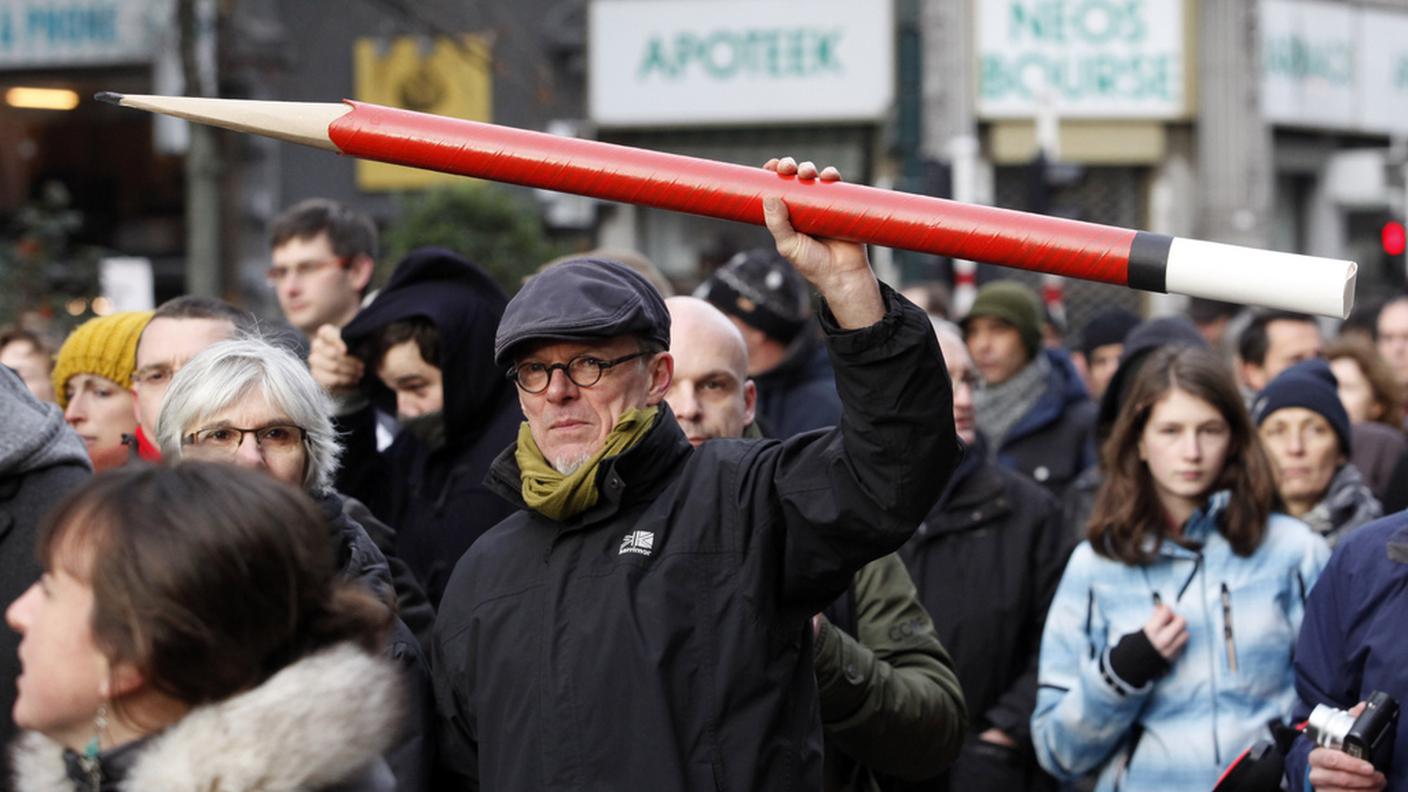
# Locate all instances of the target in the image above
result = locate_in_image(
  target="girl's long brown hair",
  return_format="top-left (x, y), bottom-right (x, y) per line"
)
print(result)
top-left (1088, 346), bottom-right (1280, 565)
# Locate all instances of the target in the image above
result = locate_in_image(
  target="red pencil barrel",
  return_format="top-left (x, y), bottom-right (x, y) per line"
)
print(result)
top-left (330, 102), bottom-right (1137, 286)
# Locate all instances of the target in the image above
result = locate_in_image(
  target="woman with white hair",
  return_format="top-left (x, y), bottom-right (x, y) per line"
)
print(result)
top-left (156, 336), bottom-right (435, 792)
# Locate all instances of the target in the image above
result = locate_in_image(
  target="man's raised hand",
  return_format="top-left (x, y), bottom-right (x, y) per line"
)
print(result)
top-left (761, 156), bottom-right (883, 329)
top-left (308, 323), bottom-right (364, 397)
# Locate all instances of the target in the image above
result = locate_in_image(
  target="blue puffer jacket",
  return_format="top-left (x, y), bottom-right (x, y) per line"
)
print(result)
top-left (1284, 512), bottom-right (1408, 790)
top-left (1031, 492), bottom-right (1329, 791)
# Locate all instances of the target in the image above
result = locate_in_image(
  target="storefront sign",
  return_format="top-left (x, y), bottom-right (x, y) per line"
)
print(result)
top-left (0, 0), bottom-right (166, 67)
top-left (353, 35), bottom-right (493, 191)
top-left (977, 0), bottom-right (1188, 119)
top-left (1263, 0), bottom-right (1408, 135)
top-left (588, 0), bottom-right (894, 126)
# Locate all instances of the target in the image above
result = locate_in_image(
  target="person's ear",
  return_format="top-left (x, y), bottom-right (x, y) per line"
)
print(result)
top-left (742, 379), bottom-right (757, 426)
top-left (1237, 359), bottom-right (1265, 392)
top-left (101, 661), bottom-right (146, 700)
top-left (645, 353), bottom-right (674, 405)
top-left (347, 255), bottom-right (375, 293)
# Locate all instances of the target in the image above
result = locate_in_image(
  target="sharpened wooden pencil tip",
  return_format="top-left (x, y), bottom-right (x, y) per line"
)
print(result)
top-left (94, 91), bottom-right (124, 105)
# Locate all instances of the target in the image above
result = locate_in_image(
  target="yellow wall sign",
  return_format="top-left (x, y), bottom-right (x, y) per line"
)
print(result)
top-left (353, 35), bottom-right (492, 191)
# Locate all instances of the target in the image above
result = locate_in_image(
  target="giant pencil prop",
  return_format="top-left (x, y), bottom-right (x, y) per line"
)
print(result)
top-left (97, 93), bottom-right (1357, 318)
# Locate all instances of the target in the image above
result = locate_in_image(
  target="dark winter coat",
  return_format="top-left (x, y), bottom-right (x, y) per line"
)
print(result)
top-left (318, 491), bottom-right (434, 792)
top-left (431, 288), bottom-right (960, 790)
top-left (10, 644), bottom-right (402, 792)
top-left (1349, 420), bottom-right (1408, 508)
top-left (816, 554), bottom-right (968, 792)
top-left (1284, 512), bottom-right (1408, 791)
top-left (324, 493), bottom-right (436, 650)
top-left (341, 248), bottom-right (522, 607)
top-left (994, 349), bottom-right (1096, 496)
top-left (0, 367), bottom-right (91, 755)
top-left (753, 326), bottom-right (843, 437)
top-left (900, 437), bottom-right (1070, 792)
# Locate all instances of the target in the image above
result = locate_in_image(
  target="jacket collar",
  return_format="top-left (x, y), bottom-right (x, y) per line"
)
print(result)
top-left (486, 407), bottom-right (694, 526)
top-left (1387, 520), bottom-right (1408, 565)
top-left (1002, 348), bottom-right (1089, 444)
top-left (1134, 490), bottom-right (1229, 559)
top-left (11, 643), bottom-right (400, 792)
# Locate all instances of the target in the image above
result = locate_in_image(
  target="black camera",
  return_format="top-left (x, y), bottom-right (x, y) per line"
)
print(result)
top-left (1305, 691), bottom-right (1399, 771)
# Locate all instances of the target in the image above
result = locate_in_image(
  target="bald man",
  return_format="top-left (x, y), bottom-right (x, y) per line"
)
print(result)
top-left (664, 297), bottom-right (757, 444)
top-left (665, 295), bottom-right (967, 788)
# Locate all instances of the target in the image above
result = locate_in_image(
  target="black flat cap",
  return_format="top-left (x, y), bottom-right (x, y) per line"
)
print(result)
top-left (494, 257), bottom-right (671, 367)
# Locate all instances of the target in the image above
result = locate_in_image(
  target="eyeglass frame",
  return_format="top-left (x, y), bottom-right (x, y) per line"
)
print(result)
top-left (506, 351), bottom-right (650, 394)
top-left (180, 423), bottom-right (310, 455)
top-left (265, 256), bottom-right (350, 286)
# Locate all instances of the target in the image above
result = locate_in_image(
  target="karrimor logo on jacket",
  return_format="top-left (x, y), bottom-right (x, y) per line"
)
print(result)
top-left (619, 530), bottom-right (655, 556)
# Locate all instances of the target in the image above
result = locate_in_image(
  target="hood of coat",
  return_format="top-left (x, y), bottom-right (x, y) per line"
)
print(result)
top-left (0, 365), bottom-right (90, 477)
top-left (342, 246), bottom-right (513, 444)
top-left (11, 643), bottom-right (402, 792)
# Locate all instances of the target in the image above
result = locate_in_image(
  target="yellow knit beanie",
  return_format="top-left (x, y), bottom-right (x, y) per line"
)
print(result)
top-left (52, 310), bottom-right (155, 408)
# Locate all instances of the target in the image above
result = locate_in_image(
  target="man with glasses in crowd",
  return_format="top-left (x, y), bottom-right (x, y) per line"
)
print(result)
top-left (430, 158), bottom-right (963, 789)
top-left (128, 296), bottom-right (255, 462)
top-left (267, 198), bottom-right (401, 512)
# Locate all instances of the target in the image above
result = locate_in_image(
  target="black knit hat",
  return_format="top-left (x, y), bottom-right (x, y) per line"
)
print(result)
top-left (1096, 315), bottom-right (1209, 440)
top-left (1251, 358), bottom-right (1353, 455)
top-left (1079, 308), bottom-right (1141, 357)
top-left (695, 248), bottom-right (810, 344)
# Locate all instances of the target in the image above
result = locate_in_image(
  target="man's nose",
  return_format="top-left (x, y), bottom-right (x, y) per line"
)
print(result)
top-left (543, 367), bottom-right (579, 402)
top-left (670, 384), bottom-right (701, 420)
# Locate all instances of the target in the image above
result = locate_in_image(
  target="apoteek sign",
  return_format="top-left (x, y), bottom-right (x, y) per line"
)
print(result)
top-left (977, 0), bottom-right (1188, 119)
top-left (588, 0), bottom-right (895, 127)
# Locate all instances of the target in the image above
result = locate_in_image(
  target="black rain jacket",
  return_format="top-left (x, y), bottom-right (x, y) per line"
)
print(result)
top-left (430, 287), bottom-right (961, 790)
top-left (899, 436), bottom-right (1072, 792)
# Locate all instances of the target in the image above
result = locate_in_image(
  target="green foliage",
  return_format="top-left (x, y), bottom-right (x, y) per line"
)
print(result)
top-left (0, 181), bottom-right (103, 333)
top-left (380, 183), bottom-right (566, 294)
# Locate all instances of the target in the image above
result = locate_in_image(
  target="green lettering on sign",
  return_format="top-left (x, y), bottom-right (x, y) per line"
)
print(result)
top-left (637, 27), bottom-right (844, 81)
top-left (1006, 0), bottom-right (1150, 45)
top-left (1263, 35), bottom-right (1354, 87)
top-left (979, 50), bottom-right (1177, 103)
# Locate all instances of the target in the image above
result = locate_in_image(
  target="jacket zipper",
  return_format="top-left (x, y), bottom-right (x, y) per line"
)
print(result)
top-left (1220, 582), bottom-right (1238, 673)
top-left (1198, 555), bottom-right (1222, 766)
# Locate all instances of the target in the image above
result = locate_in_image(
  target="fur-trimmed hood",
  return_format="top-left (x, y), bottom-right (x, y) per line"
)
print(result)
top-left (11, 643), bottom-right (404, 792)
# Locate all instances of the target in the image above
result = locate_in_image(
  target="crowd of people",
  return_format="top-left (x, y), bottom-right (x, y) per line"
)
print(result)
top-left (1, 158), bottom-right (1406, 791)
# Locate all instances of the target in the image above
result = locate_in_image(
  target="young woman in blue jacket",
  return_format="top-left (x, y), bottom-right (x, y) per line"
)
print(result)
top-left (1031, 345), bottom-right (1330, 791)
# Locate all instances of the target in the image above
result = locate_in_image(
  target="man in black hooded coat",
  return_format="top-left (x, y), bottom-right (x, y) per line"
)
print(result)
top-left (341, 248), bottom-right (522, 607)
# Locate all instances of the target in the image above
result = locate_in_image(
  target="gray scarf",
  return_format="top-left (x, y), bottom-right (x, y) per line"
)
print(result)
top-left (974, 353), bottom-right (1049, 458)
top-left (1300, 463), bottom-right (1382, 547)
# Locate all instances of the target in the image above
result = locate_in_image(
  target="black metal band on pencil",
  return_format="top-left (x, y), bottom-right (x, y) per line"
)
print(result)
top-left (1127, 231), bottom-right (1173, 294)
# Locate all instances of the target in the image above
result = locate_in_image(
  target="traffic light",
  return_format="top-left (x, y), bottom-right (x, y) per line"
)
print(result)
top-left (1383, 219), bottom-right (1406, 257)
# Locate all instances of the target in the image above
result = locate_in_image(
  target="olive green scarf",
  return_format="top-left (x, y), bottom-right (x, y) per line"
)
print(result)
top-left (515, 406), bottom-right (659, 521)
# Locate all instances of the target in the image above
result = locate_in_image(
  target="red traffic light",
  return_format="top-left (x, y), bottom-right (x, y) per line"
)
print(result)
top-left (1383, 220), bottom-right (1407, 256)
